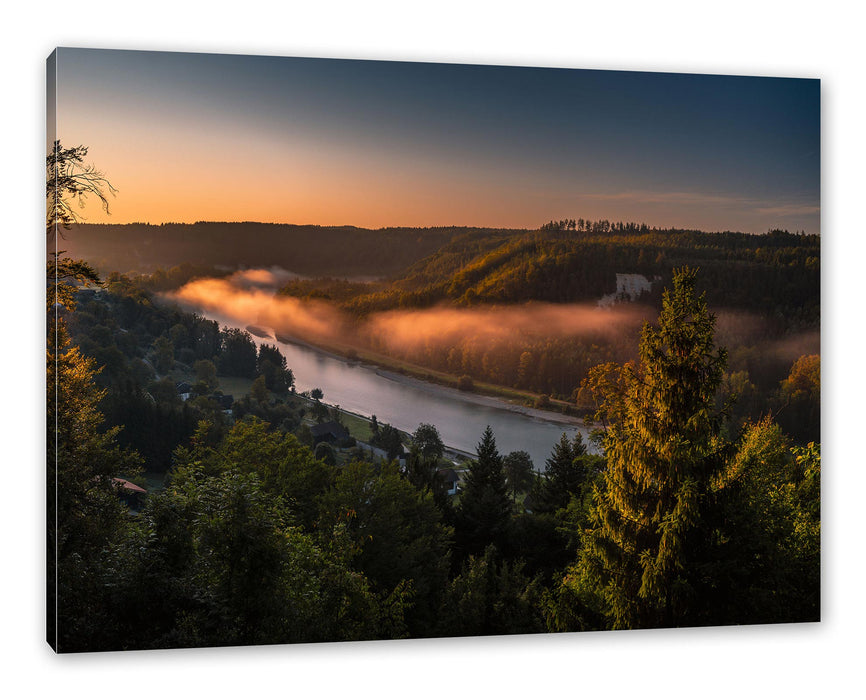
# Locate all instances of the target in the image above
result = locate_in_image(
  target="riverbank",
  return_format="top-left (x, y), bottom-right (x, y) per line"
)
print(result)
top-left (174, 294), bottom-right (587, 420)
top-left (188, 310), bottom-right (599, 465)
top-left (275, 335), bottom-right (598, 460)
top-left (266, 325), bottom-right (590, 429)
top-left (371, 366), bottom-right (586, 428)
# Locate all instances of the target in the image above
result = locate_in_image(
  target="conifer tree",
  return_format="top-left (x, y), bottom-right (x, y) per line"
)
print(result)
top-left (533, 432), bottom-right (591, 512)
top-left (457, 426), bottom-right (512, 557)
top-left (577, 267), bottom-right (728, 629)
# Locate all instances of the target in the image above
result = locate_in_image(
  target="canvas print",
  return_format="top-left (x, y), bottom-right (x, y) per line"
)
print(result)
top-left (47, 48), bottom-right (820, 653)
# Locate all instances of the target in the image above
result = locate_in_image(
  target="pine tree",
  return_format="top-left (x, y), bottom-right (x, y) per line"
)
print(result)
top-left (529, 432), bottom-right (594, 513)
top-left (578, 267), bottom-right (728, 629)
top-left (549, 433), bottom-right (585, 499)
top-left (456, 426), bottom-right (512, 557)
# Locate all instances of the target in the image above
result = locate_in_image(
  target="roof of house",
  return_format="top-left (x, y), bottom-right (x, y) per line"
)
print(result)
top-left (112, 478), bottom-right (147, 495)
top-left (310, 421), bottom-right (350, 440)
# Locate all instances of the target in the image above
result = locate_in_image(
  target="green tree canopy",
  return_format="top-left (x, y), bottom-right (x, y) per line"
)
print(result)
top-left (371, 423), bottom-right (404, 460)
top-left (105, 465), bottom-right (401, 649)
top-left (775, 353), bottom-right (820, 444)
top-left (577, 267), bottom-right (729, 629)
top-left (257, 343), bottom-right (294, 393)
top-left (503, 450), bottom-right (534, 500)
top-left (193, 359), bottom-right (219, 391)
top-left (48, 323), bottom-right (141, 650)
top-left (456, 426), bottom-right (512, 558)
top-left (218, 328), bottom-right (258, 378)
top-left (411, 423), bottom-right (445, 462)
top-left (705, 420), bottom-right (820, 625)
top-left (177, 416), bottom-right (336, 531)
top-left (436, 545), bottom-right (544, 637)
top-left (530, 432), bottom-right (598, 513)
top-left (318, 460), bottom-right (453, 637)
top-left (250, 374), bottom-right (270, 404)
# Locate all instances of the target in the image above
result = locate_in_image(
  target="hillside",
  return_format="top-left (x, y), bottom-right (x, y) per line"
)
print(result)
top-left (59, 222), bottom-right (525, 278)
top-left (278, 224), bottom-right (820, 326)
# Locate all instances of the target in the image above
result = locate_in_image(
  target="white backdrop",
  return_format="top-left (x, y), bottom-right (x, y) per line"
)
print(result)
top-left (7, 2), bottom-right (861, 698)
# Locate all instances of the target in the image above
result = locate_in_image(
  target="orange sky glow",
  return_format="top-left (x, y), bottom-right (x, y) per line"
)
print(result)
top-left (50, 49), bottom-right (820, 234)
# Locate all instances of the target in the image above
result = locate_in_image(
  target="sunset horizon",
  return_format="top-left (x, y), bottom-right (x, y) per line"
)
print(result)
top-left (50, 48), bottom-right (820, 235)
top-left (61, 215), bottom-right (819, 235)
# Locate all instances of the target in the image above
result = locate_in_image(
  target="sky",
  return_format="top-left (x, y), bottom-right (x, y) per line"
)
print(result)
top-left (50, 47), bottom-right (820, 233)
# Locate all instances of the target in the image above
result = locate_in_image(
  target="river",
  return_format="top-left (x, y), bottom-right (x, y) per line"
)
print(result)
top-left (201, 310), bottom-right (594, 469)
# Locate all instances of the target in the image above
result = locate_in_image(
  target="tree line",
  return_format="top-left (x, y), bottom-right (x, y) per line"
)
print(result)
top-left (271, 222), bottom-right (818, 427)
top-left (60, 222), bottom-right (520, 278)
top-left (66, 275), bottom-right (300, 471)
top-left (48, 142), bottom-right (819, 652)
top-left (51, 265), bottom-right (820, 650)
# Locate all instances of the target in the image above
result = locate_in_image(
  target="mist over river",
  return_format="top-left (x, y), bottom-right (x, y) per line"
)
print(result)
top-left (199, 310), bottom-right (593, 469)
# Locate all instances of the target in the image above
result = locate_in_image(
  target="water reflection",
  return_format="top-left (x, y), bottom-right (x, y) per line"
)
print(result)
top-left (205, 312), bottom-right (592, 469)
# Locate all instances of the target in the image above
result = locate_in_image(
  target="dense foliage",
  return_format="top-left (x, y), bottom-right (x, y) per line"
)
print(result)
top-left (61, 222), bottom-right (513, 277)
top-left (303, 224), bottom-right (819, 324)
top-left (49, 149), bottom-right (819, 649)
top-left (268, 223), bottom-right (819, 408)
top-left (64, 220), bottom-right (819, 412)
top-left (576, 269), bottom-right (731, 629)
top-left (64, 276), bottom-right (306, 472)
top-left (51, 266), bottom-right (821, 651)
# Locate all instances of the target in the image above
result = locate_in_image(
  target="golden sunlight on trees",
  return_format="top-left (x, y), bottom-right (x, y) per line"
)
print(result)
top-left (47, 323), bottom-right (141, 650)
top-left (775, 353), bottom-right (820, 443)
top-left (44, 132), bottom-right (820, 649)
top-left (546, 269), bottom-right (820, 631)
top-left (47, 142), bottom-right (132, 651)
top-left (575, 268), bottom-right (729, 629)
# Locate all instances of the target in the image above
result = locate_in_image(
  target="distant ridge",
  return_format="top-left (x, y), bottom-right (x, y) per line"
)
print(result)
top-left (61, 222), bottom-right (527, 277)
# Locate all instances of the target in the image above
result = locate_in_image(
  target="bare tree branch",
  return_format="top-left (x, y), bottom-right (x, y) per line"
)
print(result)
top-left (47, 140), bottom-right (118, 240)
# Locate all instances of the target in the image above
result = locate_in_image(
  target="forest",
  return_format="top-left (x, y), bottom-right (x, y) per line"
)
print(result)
top-left (89, 218), bottom-right (819, 436)
top-left (269, 220), bottom-right (818, 440)
top-left (48, 142), bottom-right (820, 652)
top-left (61, 221), bottom-right (508, 277)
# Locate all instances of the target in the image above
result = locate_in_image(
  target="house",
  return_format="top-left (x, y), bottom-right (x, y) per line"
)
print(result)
top-left (112, 478), bottom-right (147, 511)
top-left (435, 468), bottom-right (460, 496)
top-left (310, 421), bottom-right (350, 445)
top-left (175, 381), bottom-right (192, 401)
